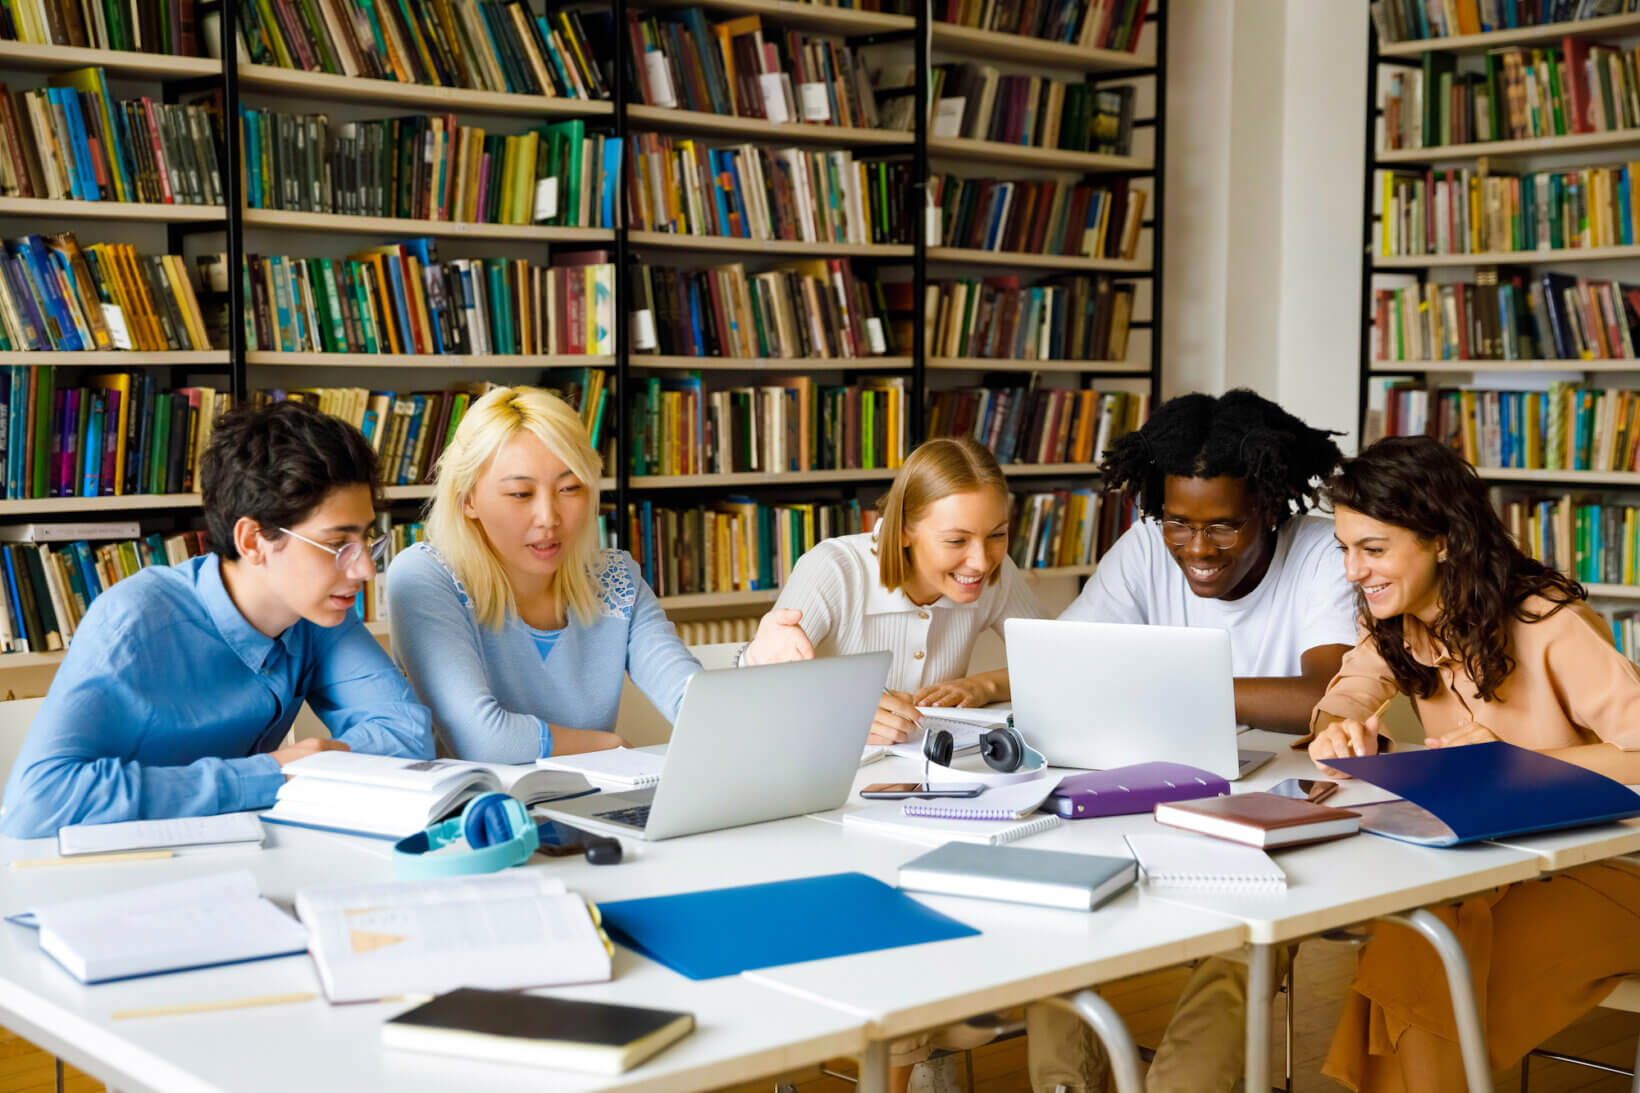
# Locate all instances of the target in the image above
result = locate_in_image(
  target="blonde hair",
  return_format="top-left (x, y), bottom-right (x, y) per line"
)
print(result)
top-left (425, 386), bottom-right (604, 629)
top-left (876, 437), bottom-right (1010, 592)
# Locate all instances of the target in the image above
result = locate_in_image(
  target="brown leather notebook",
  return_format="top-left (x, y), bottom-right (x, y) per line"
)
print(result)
top-left (1153, 792), bottom-right (1361, 848)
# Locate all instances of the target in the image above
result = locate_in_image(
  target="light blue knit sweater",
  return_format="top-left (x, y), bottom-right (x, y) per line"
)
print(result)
top-left (387, 543), bottom-right (701, 763)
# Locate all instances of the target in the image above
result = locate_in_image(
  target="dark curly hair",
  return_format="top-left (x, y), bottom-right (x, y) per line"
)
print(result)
top-left (1100, 389), bottom-right (1343, 525)
top-left (1324, 435), bottom-right (1583, 703)
top-left (201, 400), bottom-right (379, 559)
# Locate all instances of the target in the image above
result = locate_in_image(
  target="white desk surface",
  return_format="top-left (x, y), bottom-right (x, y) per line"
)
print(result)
top-left (0, 822), bottom-right (868, 1093)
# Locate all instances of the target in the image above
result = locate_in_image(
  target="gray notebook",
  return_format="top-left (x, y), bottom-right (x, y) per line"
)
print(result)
top-left (898, 842), bottom-right (1138, 911)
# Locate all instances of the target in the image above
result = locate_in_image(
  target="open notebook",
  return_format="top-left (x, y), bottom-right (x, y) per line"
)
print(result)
top-left (1123, 832), bottom-right (1287, 891)
top-left (537, 747), bottom-right (665, 788)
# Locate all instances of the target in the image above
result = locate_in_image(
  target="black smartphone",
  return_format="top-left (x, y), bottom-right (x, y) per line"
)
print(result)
top-left (859, 782), bottom-right (988, 799)
top-left (535, 819), bottom-right (622, 863)
top-left (1269, 777), bottom-right (1339, 804)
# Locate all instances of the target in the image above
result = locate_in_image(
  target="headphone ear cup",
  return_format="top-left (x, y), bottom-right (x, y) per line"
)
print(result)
top-left (922, 728), bottom-right (954, 768)
top-left (463, 792), bottom-right (525, 849)
top-left (980, 726), bottom-right (1024, 773)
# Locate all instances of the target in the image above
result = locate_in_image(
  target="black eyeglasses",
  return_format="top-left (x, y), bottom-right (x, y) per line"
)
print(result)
top-left (1158, 518), bottom-right (1249, 549)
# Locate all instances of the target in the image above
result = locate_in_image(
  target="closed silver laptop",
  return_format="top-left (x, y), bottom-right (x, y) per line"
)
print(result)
top-left (541, 651), bottom-right (890, 840)
top-left (1005, 619), bottom-right (1271, 780)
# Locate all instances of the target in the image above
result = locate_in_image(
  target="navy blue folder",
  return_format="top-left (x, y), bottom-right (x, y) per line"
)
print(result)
top-left (1328, 741), bottom-right (1640, 846)
top-left (598, 872), bottom-right (980, 980)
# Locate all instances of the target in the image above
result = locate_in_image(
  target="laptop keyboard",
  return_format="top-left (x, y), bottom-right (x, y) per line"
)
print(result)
top-left (594, 804), bottom-right (651, 827)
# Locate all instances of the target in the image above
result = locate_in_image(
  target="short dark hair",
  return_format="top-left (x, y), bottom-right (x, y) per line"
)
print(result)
top-left (201, 400), bottom-right (379, 559)
top-left (1101, 389), bottom-right (1343, 527)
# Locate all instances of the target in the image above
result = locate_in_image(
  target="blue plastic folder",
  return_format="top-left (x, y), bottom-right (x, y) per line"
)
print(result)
top-left (598, 872), bottom-right (981, 980)
top-left (1329, 742), bottom-right (1640, 846)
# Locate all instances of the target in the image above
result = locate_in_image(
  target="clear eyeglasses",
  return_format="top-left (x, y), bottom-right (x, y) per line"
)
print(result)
top-left (278, 528), bottom-right (390, 572)
top-left (1158, 518), bottom-right (1249, 550)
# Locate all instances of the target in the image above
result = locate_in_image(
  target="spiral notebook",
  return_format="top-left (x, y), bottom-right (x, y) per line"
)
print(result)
top-left (902, 778), bottom-right (1058, 822)
top-left (843, 800), bottom-right (1061, 846)
top-left (536, 748), bottom-right (664, 788)
top-left (1123, 832), bottom-right (1287, 891)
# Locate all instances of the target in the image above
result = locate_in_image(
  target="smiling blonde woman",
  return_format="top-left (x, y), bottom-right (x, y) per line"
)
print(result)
top-left (387, 386), bottom-right (700, 762)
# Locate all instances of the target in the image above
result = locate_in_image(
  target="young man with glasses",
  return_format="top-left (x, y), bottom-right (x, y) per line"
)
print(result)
top-left (1042, 389), bottom-right (1355, 1093)
top-left (0, 400), bottom-right (433, 837)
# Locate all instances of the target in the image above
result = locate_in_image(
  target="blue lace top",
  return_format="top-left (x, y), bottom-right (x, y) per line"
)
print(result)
top-left (385, 543), bottom-right (701, 762)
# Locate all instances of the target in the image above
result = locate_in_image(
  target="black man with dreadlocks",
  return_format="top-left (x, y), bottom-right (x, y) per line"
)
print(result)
top-left (1037, 390), bottom-right (1353, 1093)
top-left (1060, 387), bottom-right (1354, 733)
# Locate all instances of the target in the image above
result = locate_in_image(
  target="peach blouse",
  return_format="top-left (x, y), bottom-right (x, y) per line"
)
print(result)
top-left (1305, 596), bottom-right (1640, 751)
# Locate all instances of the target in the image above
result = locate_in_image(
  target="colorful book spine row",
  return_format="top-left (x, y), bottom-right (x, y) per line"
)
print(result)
top-left (1381, 381), bottom-right (1640, 472)
top-left (0, 532), bottom-right (203, 653)
top-left (626, 135), bottom-right (911, 245)
top-left (928, 65), bottom-right (1134, 156)
top-left (243, 244), bottom-right (615, 357)
top-left (1500, 494), bottom-right (1640, 587)
top-left (256, 382), bottom-right (493, 487)
top-left (1010, 487), bottom-right (1133, 570)
top-left (629, 260), bottom-right (895, 360)
top-left (627, 10), bottom-right (880, 130)
top-left (0, 69), bottom-right (221, 205)
top-left (241, 110), bottom-right (618, 229)
top-left (1383, 36), bottom-right (1638, 151)
top-left (626, 497), bottom-right (872, 596)
top-left (0, 368), bottom-right (230, 500)
top-left (0, 0), bottom-right (199, 55)
top-left (0, 233), bottom-right (213, 353)
top-left (933, 174), bottom-right (1144, 259)
top-left (926, 274), bottom-right (1136, 361)
top-left (936, 0), bottom-right (1149, 51)
top-left (927, 385), bottom-right (1147, 466)
top-left (1374, 271), bottom-right (1640, 362)
top-left (1372, 0), bottom-right (1638, 44)
top-left (1380, 162), bottom-right (1640, 258)
top-left (628, 374), bottom-right (910, 476)
top-left (236, 0), bottom-right (610, 98)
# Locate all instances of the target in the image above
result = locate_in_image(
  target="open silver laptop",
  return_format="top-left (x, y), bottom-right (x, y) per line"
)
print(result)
top-left (541, 651), bottom-right (890, 840)
top-left (1005, 619), bottom-right (1273, 781)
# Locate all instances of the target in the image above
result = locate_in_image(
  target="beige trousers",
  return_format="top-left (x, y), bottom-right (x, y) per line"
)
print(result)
top-left (1027, 950), bottom-right (1292, 1093)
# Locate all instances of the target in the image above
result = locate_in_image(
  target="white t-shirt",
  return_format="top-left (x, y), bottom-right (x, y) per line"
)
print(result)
top-left (1059, 515), bottom-right (1358, 677)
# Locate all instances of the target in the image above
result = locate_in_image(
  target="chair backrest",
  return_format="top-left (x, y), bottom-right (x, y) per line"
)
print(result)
top-left (0, 697), bottom-right (46, 806)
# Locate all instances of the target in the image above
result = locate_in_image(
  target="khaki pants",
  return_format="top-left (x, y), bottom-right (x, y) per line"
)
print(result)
top-left (1029, 950), bottom-right (1292, 1093)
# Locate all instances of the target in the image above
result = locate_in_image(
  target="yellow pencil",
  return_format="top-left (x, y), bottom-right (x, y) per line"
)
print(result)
top-left (11, 850), bottom-right (174, 869)
top-left (112, 992), bottom-right (318, 1021)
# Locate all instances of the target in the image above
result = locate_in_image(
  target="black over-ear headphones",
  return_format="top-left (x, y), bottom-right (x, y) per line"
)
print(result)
top-left (922, 717), bottom-right (1045, 774)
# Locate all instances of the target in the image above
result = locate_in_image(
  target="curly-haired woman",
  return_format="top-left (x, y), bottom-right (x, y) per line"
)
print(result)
top-left (1308, 434), bottom-right (1640, 1092)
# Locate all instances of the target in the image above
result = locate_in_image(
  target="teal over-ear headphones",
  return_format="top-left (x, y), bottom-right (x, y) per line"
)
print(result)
top-left (392, 793), bottom-right (538, 879)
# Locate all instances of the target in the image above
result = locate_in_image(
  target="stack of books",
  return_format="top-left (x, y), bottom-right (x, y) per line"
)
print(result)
top-left (1380, 164), bottom-right (1640, 259)
top-left (926, 385), bottom-right (1147, 465)
top-left (935, 0), bottom-right (1150, 50)
top-left (927, 274), bottom-right (1136, 361)
top-left (927, 64), bottom-right (1135, 155)
top-left (0, 0), bottom-right (203, 54)
top-left (933, 174), bottom-right (1144, 258)
top-left (626, 497), bottom-right (873, 597)
top-left (1010, 487), bottom-right (1133, 569)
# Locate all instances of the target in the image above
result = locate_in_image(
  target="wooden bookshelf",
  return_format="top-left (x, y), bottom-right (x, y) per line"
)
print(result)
top-left (380, 479), bottom-right (617, 502)
top-left (927, 137), bottom-right (1150, 173)
top-left (241, 209), bottom-right (614, 243)
top-left (657, 588), bottom-right (781, 610)
top-left (927, 246), bottom-right (1149, 272)
top-left (1374, 244), bottom-right (1640, 268)
top-left (928, 357), bottom-right (1149, 373)
top-left (1370, 359), bottom-right (1640, 373)
top-left (1377, 127), bottom-right (1640, 164)
top-left (1376, 12), bottom-right (1640, 57)
top-left (1471, 468), bottom-right (1640, 486)
top-left (1001, 462), bottom-right (1103, 478)
top-left (631, 355), bottom-right (912, 371)
top-left (0, 41), bottom-right (220, 78)
top-left (238, 65), bottom-right (615, 118)
top-left (634, 0), bottom-right (914, 35)
top-left (929, 22), bottom-right (1154, 72)
top-left (0, 351), bottom-right (230, 366)
top-left (0, 494), bottom-right (202, 515)
top-left (0, 199), bottom-right (225, 222)
top-left (629, 231), bottom-right (914, 258)
top-left (627, 105), bottom-right (912, 147)
top-left (1586, 583), bottom-right (1640, 601)
top-left (246, 352), bottom-right (616, 369)
top-left (630, 468), bottom-right (899, 488)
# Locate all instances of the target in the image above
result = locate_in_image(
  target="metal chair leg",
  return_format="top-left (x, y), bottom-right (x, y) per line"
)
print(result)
top-left (964, 1048), bottom-right (976, 1093)
top-left (1383, 910), bottom-right (1490, 1093)
top-left (1284, 949), bottom-right (1295, 1093)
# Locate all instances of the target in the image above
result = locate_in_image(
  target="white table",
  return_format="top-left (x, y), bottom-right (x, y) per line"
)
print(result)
top-left (0, 822), bottom-right (870, 1093)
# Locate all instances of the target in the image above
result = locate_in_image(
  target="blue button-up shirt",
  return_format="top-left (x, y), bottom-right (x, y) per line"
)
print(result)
top-left (0, 552), bottom-right (433, 837)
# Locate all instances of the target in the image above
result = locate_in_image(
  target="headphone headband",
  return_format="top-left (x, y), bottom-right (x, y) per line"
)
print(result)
top-left (392, 793), bottom-right (539, 879)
